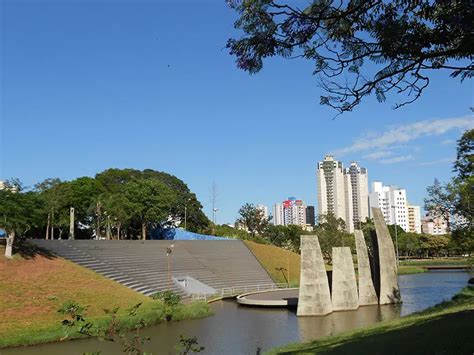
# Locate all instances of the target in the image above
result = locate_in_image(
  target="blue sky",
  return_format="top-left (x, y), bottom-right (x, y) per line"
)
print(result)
top-left (1, 0), bottom-right (473, 224)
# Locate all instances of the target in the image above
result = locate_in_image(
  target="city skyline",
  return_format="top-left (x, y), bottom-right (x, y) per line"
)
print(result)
top-left (2, 1), bottom-right (473, 224)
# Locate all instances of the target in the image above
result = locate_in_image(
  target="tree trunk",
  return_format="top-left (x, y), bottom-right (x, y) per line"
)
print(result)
top-left (141, 222), bottom-right (147, 240)
top-left (46, 213), bottom-right (51, 240)
top-left (5, 231), bottom-right (15, 259)
top-left (51, 211), bottom-right (55, 240)
top-left (117, 224), bottom-right (121, 240)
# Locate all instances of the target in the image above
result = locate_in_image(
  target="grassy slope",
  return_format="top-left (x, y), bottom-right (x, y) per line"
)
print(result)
top-left (0, 245), bottom-right (211, 348)
top-left (270, 285), bottom-right (474, 354)
top-left (244, 241), bottom-right (302, 286)
top-left (244, 242), bottom-right (430, 286)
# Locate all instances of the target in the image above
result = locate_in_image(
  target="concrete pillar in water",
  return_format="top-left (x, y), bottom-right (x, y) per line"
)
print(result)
top-left (354, 230), bottom-right (378, 305)
top-left (331, 247), bottom-right (359, 311)
top-left (297, 235), bottom-right (332, 316)
top-left (372, 207), bottom-right (401, 304)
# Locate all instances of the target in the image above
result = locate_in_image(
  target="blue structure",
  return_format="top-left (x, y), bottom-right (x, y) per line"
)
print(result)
top-left (0, 229), bottom-right (5, 238)
top-left (149, 228), bottom-right (230, 241)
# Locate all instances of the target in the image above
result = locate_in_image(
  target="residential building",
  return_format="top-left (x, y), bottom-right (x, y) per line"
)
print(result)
top-left (369, 182), bottom-right (409, 232)
top-left (256, 204), bottom-right (269, 221)
top-left (272, 197), bottom-right (307, 227)
top-left (407, 205), bottom-right (422, 233)
top-left (421, 213), bottom-right (449, 235)
top-left (0, 181), bottom-right (5, 190)
top-left (317, 156), bottom-right (353, 232)
top-left (344, 162), bottom-right (369, 228)
top-left (306, 206), bottom-right (315, 226)
top-left (272, 203), bottom-right (285, 226)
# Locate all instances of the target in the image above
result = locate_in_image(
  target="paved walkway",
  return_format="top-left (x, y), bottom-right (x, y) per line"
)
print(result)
top-left (237, 288), bottom-right (299, 307)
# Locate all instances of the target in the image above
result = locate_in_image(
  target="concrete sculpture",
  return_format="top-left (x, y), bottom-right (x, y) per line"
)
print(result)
top-left (331, 247), bottom-right (359, 311)
top-left (371, 207), bottom-right (402, 304)
top-left (297, 235), bottom-right (332, 316)
top-left (354, 230), bottom-right (378, 305)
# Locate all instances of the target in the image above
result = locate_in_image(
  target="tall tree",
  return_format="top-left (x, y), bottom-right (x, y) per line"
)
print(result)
top-left (227, 0), bottom-right (473, 114)
top-left (0, 188), bottom-right (41, 258)
top-left (124, 179), bottom-right (177, 240)
top-left (236, 203), bottom-right (271, 237)
top-left (315, 213), bottom-right (354, 263)
top-left (425, 129), bottom-right (473, 254)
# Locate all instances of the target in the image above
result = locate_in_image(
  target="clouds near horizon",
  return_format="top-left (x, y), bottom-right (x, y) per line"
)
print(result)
top-left (332, 115), bottom-right (473, 164)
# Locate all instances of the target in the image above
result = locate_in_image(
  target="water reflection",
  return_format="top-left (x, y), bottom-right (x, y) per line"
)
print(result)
top-left (297, 304), bottom-right (401, 343)
top-left (1, 271), bottom-right (469, 355)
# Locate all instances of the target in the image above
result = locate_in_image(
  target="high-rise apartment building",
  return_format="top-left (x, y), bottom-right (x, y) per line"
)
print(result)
top-left (317, 156), bottom-right (354, 232)
top-left (273, 203), bottom-right (285, 226)
top-left (316, 157), bottom-right (369, 232)
top-left (345, 162), bottom-right (369, 228)
top-left (306, 206), bottom-right (315, 226)
top-left (368, 182), bottom-right (419, 232)
top-left (407, 205), bottom-right (422, 233)
top-left (272, 197), bottom-right (307, 227)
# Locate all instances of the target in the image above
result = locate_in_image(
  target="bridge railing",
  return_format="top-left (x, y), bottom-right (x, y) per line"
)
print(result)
top-left (191, 283), bottom-right (289, 301)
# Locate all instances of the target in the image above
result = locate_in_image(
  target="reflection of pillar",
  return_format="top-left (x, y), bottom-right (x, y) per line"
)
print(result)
top-left (355, 230), bottom-right (378, 305)
top-left (297, 235), bottom-right (332, 316)
top-left (372, 207), bottom-right (401, 304)
top-left (331, 247), bottom-right (359, 311)
top-left (69, 207), bottom-right (75, 240)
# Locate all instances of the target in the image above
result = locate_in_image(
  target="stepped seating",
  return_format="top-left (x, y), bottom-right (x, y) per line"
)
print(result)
top-left (29, 239), bottom-right (275, 298)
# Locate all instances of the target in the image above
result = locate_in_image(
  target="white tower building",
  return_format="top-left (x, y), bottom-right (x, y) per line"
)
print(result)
top-left (407, 205), bottom-right (422, 233)
top-left (317, 156), bottom-right (354, 232)
top-left (369, 182), bottom-right (409, 232)
top-left (345, 162), bottom-right (369, 229)
top-left (272, 203), bottom-right (285, 226)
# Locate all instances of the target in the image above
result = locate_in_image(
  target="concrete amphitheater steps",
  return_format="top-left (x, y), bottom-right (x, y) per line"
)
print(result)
top-left (29, 239), bottom-right (275, 298)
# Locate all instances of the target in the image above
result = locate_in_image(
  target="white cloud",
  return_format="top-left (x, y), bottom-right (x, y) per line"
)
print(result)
top-left (441, 139), bottom-right (455, 145)
top-left (363, 151), bottom-right (393, 160)
top-left (380, 155), bottom-right (414, 164)
top-left (332, 115), bottom-right (474, 157)
top-left (420, 157), bottom-right (454, 166)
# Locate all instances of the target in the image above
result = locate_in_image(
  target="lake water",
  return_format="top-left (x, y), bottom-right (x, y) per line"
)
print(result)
top-left (1, 271), bottom-right (469, 355)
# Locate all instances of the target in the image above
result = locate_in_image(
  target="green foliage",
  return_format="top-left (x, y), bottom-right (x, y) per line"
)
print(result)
top-left (212, 224), bottom-right (251, 240)
top-left (0, 189), bottom-right (42, 240)
top-left (58, 301), bottom-right (151, 354)
top-left (262, 224), bottom-right (309, 253)
top-left (315, 214), bottom-right (355, 263)
top-left (2, 168), bottom-right (210, 249)
top-left (175, 335), bottom-right (205, 355)
top-left (151, 290), bottom-right (181, 307)
top-left (227, 1), bottom-right (472, 113)
top-left (236, 203), bottom-right (271, 237)
top-left (424, 129), bottom-right (473, 255)
top-left (151, 290), bottom-right (182, 321)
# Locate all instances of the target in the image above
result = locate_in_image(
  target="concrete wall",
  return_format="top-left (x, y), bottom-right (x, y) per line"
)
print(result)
top-left (297, 235), bottom-right (332, 316)
top-left (372, 207), bottom-right (401, 304)
top-left (331, 247), bottom-right (359, 311)
top-left (354, 230), bottom-right (378, 305)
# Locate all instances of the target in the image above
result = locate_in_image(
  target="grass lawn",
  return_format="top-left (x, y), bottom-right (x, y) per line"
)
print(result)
top-left (400, 257), bottom-right (472, 267)
top-left (0, 245), bottom-right (211, 348)
top-left (270, 284), bottom-right (474, 354)
top-left (397, 266), bottom-right (426, 275)
top-left (245, 241), bottom-right (302, 286)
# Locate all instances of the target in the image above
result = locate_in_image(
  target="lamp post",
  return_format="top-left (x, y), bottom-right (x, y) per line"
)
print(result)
top-left (184, 205), bottom-right (187, 230)
top-left (166, 244), bottom-right (175, 289)
top-left (391, 206), bottom-right (400, 265)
